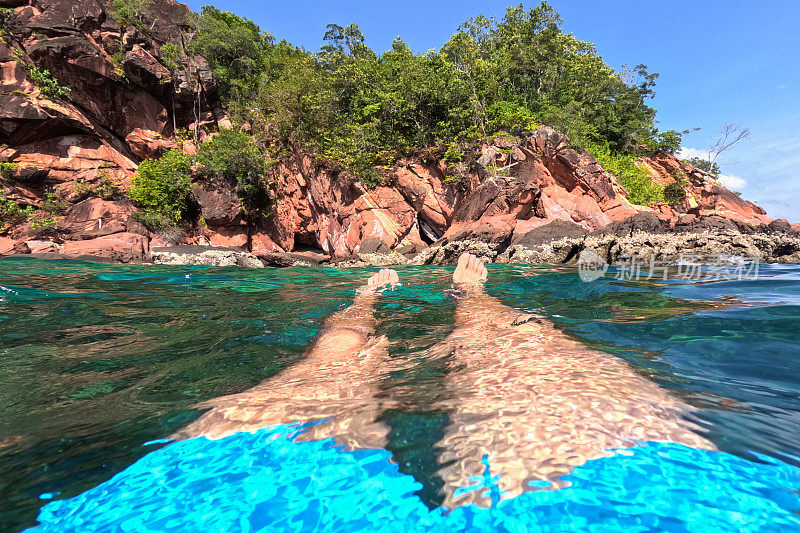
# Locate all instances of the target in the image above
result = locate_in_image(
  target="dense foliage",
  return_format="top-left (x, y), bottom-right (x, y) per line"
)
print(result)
top-left (589, 142), bottom-right (664, 205)
top-left (0, 191), bottom-right (35, 231)
top-left (129, 150), bottom-right (193, 228)
top-left (128, 131), bottom-right (273, 228)
top-left (111, 0), bottom-right (150, 30)
top-left (663, 180), bottom-right (687, 207)
top-left (195, 129), bottom-right (272, 219)
top-left (191, 6), bottom-right (274, 103)
top-left (0, 162), bottom-right (17, 179)
top-left (186, 2), bottom-right (690, 205)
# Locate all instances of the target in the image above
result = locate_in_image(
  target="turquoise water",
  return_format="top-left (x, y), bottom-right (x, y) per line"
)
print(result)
top-left (1, 258), bottom-right (800, 531)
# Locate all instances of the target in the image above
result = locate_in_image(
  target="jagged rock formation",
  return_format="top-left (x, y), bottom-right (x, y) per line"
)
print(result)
top-left (0, 0), bottom-right (794, 265)
top-left (636, 152), bottom-right (772, 226)
top-left (0, 0), bottom-right (228, 260)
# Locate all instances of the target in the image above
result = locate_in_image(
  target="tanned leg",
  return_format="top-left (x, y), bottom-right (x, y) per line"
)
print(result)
top-left (174, 269), bottom-right (400, 451)
top-left (435, 254), bottom-right (713, 508)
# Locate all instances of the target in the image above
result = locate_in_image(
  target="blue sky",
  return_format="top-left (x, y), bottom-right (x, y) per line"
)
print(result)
top-left (184, 0), bottom-right (800, 221)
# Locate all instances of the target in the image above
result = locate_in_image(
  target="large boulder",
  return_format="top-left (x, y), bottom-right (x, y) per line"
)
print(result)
top-left (511, 220), bottom-right (588, 248)
top-left (125, 128), bottom-right (177, 160)
top-left (598, 212), bottom-right (669, 237)
top-left (60, 231), bottom-right (148, 262)
top-left (0, 237), bottom-right (29, 256)
top-left (61, 197), bottom-right (139, 239)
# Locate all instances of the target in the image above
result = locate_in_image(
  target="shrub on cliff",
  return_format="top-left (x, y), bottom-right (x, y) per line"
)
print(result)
top-left (486, 101), bottom-right (539, 137)
top-left (13, 52), bottom-right (71, 100)
top-left (111, 0), bottom-right (150, 30)
top-left (129, 150), bottom-right (193, 227)
top-left (664, 180), bottom-right (687, 207)
top-left (682, 156), bottom-right (720, 176)
top-left (26, 66), bottom-right (71, 100)
top-left (195, 129), bottom-right (272, 219)
top-left (0, 191), bottom-right (35, 231)
top-left (0, 7), bottom-right (15, 32)
top-left (0, 162), bottom-right (18, 179)
top-left (588, 142), bottom-right (664, 206)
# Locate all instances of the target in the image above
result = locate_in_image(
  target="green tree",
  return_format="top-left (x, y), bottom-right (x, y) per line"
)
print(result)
top-left (195, 129), bottom-right (272, 218)
top-left (190, 6), bottom-right (274, 102)
top-left (647, 129), bottom-right (685, 154)
top-left (191, 1), bottom-right (677, 186)
top-left (128, 150), bottom-right (193, 226)
top-left (111, 0), bottom-right (150, 30)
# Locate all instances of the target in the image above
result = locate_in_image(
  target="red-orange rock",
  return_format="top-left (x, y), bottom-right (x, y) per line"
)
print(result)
top-left (124, 45), bottom-right (172, 94)
top-left (126, 128), bottom-right (177, 160)
top-left (695, 185), bottom-right (771, 226)
top-left (194, 182), bottom-right (246, 227)
top-left (203, 227), bottom-right (248, 248)
top-left (11, 135), bottom-right (136, 184)
top-left (62, 197), bottom-right (137, 238)
top-left (60, 232), bottom-right (148, 262)
top-left (250, 232), bottom-right (283, 254)
top-left (637, 154), bottom-right (678, 186)
top-left (394, 165), bottom-right (455, 234)
top-left (0, 237), bottom-right (29, 256)
top-left (600, 197), bottom-right (640, 222)
top-left (637, 150), bottom-right (773, 227)
top-left (25, 240), bottom-right (61, 254)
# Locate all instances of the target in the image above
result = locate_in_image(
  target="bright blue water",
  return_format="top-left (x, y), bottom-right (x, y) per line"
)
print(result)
top-left (31, 426), bottom-right (800, 532)
top-left (1, 258), bottom-right (800, 531)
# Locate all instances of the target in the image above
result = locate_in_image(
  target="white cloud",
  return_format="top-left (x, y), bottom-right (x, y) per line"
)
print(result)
top-left (717, 174), bottom-right (747, 190)
top-left (677, 148), bottom-right (747, 189)
top-left (676, 147), bottom-right (710, 160)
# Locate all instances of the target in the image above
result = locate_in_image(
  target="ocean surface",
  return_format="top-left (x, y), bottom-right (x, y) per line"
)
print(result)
top-left (1, 257), bottom-right (799, 532)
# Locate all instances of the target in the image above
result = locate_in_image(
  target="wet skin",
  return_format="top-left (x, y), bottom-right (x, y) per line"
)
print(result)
top-left (173, 269), bottom-right (400, 449)
top-left (432, 253), bottom-right (713, 507)
top-left (174, 256), bottom-right (713, 508)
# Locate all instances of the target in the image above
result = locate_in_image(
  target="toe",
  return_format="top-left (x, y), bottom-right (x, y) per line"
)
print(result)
top-left (467, 254), bottom-right (478, 272)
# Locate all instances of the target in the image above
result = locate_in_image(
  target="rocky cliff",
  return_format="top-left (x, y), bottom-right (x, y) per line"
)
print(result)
top-left (0, 0), bottom-right (227, 259)
top-left (1, 0), bottom-right (797, 265)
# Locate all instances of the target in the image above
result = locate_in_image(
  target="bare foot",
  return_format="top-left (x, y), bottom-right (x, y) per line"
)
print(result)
top-left (177, 269), bottom-right (399, 444)
top-left (358, 268), bottom-right (400, 294)
top-left (452, 253), bottom-right (487, 287)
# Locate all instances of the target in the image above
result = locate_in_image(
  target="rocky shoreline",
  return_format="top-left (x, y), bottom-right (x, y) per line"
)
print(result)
top-left (8, 211), bottom-right (797, 268)
top-left (141, 218), bottom-right (800, 269)
top-left (2, 0), bottom-right (797, 269)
